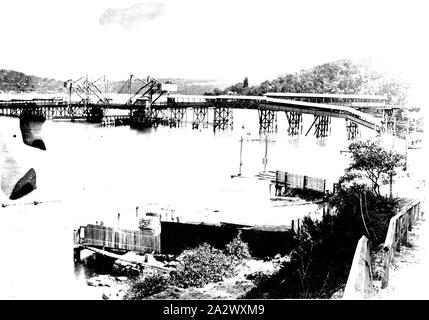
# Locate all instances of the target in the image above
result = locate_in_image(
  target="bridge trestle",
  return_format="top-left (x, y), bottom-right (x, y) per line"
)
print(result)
top-left (306, 115), bottom-right (331, 138)
top-left (382, 109), bottom-right (396, 134)
top-left (151, 109), bottom-right (169, 126)
top-left (169, 108), bottom-right (187, 128)
top-left (258, 109), bottom-right (277, 134)
top-left (346, 119), bottom-right (360, 140)
top-left (192, 107), bottom-right (209, 129)
top-left (213, 107), bottom-right (233, 131)
top-left (285, 111), bottom-right (303, 136)
top-left (314, 115), bottom-right (331, 138)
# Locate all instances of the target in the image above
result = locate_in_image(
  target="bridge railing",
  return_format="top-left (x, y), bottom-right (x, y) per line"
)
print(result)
top-left (381, 199), bottom-right (422, 288)
top-left (343, 236), bottom-right (373, 299)
top-left (343, 198), bottom-right (423, 298)
top-left (273, 170), bottom-right (332, 194)
top-left (78, 224), bottom-right (161, 253)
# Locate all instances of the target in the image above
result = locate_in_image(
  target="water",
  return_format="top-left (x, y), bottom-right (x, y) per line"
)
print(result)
top-left (0, 109), bottom-right (379, 299)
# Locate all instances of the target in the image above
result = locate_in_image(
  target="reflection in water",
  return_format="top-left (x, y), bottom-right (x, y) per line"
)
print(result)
top-left (0, 110), bottom-right (379, 299)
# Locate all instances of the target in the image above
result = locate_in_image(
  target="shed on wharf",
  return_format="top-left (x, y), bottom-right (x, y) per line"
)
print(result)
top-left (74, 213), bottom-right (161, 262)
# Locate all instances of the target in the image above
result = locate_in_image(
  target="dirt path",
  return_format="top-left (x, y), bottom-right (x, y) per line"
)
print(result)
top-left (373, 216), bottom-right (429, 299)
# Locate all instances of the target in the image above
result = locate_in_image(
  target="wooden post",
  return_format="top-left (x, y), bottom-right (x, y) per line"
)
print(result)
top-left (303, 176), bottom-right (308, 190)
top-left (417, 203), bottom-right (421, 220)
top-left (136, 206), bottom-right (139, 218)
top-left (117, 213), bottom-right (121, 226)
top-left (403, 224), bottom-right (408, 245)
top-left (291, 220), bottom-right (295, 234)
top-left (74, 248), bottom-right (81, 263)
top-left (381, 249), bottom-right (390, 289)
top-left (396, 221), bottom-right (401, 253)
top-left (408, 209), bottom-right (413, 231)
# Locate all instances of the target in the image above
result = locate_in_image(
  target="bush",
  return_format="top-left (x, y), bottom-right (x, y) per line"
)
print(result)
top-left (125, 233), bottom-right (252, 298)
top-left (329, 184), bottom-right (399, 246)
top-left (170, 243), bottom-right (237, 288)
top-left (244, 186), bottom-right (399, 299)
top-left (124, 273), bottom-right (169, 300)
top-left (225, 230), bottom-right (252, 260)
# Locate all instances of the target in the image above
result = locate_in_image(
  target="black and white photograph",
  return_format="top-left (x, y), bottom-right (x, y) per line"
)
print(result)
top-left (0, 0), bottom-right (427, 303)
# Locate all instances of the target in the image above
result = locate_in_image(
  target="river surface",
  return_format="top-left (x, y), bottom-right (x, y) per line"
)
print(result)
top-left (0, 109), bottom-right (407, 299)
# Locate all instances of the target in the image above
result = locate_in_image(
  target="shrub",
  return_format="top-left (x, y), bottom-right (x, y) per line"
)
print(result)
top-left (225, 230), bottom-right (252, 260)
top-left (124, 273), bottom-right (169, 300)
top-left (170, 243), bottom-right (237, 288)
top-left (244, 187), bottom-right (399, 299)
top-left (125, 233), bottom-right (252, 298)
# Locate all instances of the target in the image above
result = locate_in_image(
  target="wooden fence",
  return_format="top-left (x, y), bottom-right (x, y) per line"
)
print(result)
top-left (381, 199), bottom-right (422, 288)
top-left (274, 170), bottom-right (330, 194)
top-left (343, 236), bottom-right (373, 299)
top-left (78, 224), bottom-right (161, 253)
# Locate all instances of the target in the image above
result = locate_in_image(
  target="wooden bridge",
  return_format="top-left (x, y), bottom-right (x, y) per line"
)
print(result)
top-left (0, 74), bottom-right (400, 139)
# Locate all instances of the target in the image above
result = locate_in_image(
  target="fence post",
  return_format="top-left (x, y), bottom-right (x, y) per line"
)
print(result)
top-left (303, 176), bottom-right (308, 190)
top-left (408, 208), bottom-right (413, 231)
top-left (381, 248), bottom-right (390, 289)
top-left (396, 220), bottom-right (401, 252)
top-left (403, 216), bottom-right (408, 245)
top-left (418, 203), bottom-right (421, 220)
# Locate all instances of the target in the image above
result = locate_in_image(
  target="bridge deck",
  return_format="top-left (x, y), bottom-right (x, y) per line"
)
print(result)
top-left (167, 95), bottom-right (383, 130)
top-left (0, 94), bottom-right (385, 130)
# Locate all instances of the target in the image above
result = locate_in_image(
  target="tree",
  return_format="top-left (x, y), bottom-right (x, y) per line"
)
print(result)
top-left (243, 77), bottom-right (249, 88)
top-left (344, 138), bottom-right (405, 198)
top-left (220, 59), bottom-right (409, 103)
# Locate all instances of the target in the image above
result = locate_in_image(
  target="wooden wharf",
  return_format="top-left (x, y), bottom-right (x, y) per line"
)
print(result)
top-left (0, 85), bottom-right (402, 138)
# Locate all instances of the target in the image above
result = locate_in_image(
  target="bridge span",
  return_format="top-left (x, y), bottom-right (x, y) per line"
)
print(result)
top-left (0, 91), bottom-right (398, 139)
top-left (167, 94), bottom-right (385, 130)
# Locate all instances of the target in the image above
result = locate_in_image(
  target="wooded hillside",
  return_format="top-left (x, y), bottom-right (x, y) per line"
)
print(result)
top-left (219, 60), bottom-right (409, 105)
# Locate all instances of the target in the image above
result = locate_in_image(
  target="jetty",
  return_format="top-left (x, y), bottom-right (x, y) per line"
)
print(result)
top-left (74, 213), bottom-right (163, 269)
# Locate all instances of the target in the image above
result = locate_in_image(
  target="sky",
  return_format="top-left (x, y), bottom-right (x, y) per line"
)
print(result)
top-left (0, 0), bottom-right (428, 93)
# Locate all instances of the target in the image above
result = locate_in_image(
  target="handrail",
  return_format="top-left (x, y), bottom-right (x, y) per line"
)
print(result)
top-left (343, 198), bottom-right (423, 298)
top-left (343, 236), bottom-right (373, 299)
top-left (381, 199), bottom-right (422, 288)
